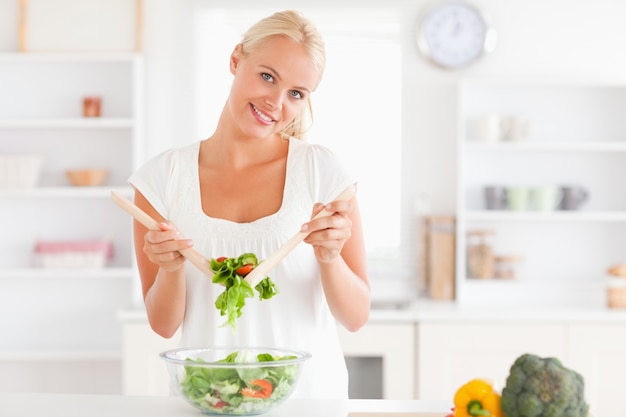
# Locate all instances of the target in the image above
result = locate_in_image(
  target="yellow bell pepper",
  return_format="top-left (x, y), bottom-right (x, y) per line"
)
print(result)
top-left (453, 379), bottom-right (503, 417)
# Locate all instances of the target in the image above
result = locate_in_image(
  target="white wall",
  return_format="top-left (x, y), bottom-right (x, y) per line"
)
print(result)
top-left (140, 0), bottom-right (626, 281)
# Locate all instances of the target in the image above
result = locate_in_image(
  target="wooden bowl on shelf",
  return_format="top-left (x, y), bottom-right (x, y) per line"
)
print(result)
top-left (607, 279), bottom-right (626, 309)
top-left (65, 169), bottom-right (109, 186)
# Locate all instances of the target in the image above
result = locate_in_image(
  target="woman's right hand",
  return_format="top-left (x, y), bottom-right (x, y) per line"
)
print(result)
top-left (142, 222), bottom-right (194, 273)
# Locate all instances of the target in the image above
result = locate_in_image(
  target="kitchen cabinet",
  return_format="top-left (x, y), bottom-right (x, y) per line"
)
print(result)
top-left (0, 52), bottom-right (143, 392)
top-left (456, 78), bottom-right (626, 306)
top-left (416, 322), bottom-right (567, 400)
top-left (121, 320), bottom-right (178, 396)
top-left (567, 323), bottom-right (626, 417)
top-left (337, 322), bottom-right (415, 400)
top-left (416, 320), bottom-right (626, 417)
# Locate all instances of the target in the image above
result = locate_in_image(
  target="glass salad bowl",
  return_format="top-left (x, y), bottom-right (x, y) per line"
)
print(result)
top-left (160, 347), bottom-right (311, 416)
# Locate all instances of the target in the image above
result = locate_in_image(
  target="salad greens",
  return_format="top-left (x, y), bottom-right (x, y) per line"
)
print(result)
top-left (210, 253), bottom-right (278, 330)
top-left (180, 350), bottom-right (300, 415)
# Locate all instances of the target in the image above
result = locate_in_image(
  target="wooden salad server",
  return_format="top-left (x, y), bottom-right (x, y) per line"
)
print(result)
top-left (243, 183), bottom-right (357, 287)
top-left (112, 183), bottom-right (357, 287)
top-left (110, 191), bottom-right (215, 277)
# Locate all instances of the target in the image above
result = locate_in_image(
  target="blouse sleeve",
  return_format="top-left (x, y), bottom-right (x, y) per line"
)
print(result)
top-left (306, 143), bottom-right (358, 204)
top-left (128, 148), bottom-right (179, 219)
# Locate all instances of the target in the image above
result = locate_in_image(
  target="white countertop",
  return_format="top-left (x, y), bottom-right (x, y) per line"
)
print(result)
top-left (119, 299), bottom-right (626, 324)
top-left (0, 393), bottom-right (452, 417)
top-left (370, 299), bottom-right (626, 323)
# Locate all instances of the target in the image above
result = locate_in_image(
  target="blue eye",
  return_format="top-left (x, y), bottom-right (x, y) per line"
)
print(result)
top-left (290, 90), bottom-right (303, 100)
top-left (261, 73), bottom-right (273, 82)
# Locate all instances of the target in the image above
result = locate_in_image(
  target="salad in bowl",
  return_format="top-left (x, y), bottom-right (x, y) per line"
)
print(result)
top-left (160, 347), bottom-right (310, 415)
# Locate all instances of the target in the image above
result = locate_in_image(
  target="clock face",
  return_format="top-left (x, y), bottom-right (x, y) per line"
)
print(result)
top-left (417, 2), bottom-right (496, 69)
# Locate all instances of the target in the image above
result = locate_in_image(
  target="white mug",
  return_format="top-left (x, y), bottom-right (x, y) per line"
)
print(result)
top-left (501, 116), bottom-right (530, 142)
top-left (531, 186), bottom-right (562, 211)
top-left (473, 114), bottom-right (502, 143)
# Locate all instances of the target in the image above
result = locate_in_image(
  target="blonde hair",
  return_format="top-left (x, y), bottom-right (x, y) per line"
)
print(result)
top-left (239, 10), bottom-right (326, 139)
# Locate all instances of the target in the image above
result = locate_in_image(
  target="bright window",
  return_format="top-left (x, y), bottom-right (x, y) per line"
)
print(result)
top-left (193, 8), bottom-right (402, 258)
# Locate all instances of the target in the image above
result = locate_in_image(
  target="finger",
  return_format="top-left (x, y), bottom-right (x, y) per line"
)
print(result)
top-left (321, 200), bottom-right (353, 216)
top-left (302, 200), bottom-right (353, 234)
top-left (304, 214), bottom-right (352, 235)
top-left (305, 229), bottom-right (351, 248)
top-left (152, 238), bottom-right (194, 253)
top-left (152, 251), bottom-right (187, 272)
top-left (312, 242), bottom-right (344, 263)
top-left (145, 223), bottom-right (184, 245)
top-left (154, 250), bottom-right (183, 264)
top-left (310, 202), bottom-right (326, 217)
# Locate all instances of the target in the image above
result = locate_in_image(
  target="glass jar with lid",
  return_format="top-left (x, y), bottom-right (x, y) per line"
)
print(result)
top-left (466, 229), bottom-right (495, 279)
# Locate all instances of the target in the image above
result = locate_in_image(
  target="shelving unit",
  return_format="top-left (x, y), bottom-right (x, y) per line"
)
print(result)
top-left (0, 185), bottom-right (132, 199)
top-left (455, 78), bottom-right (626, 307)
top-left (0, 52), bottom-right (143, 393)
top-left (0, 117), bottom-right (134, 128)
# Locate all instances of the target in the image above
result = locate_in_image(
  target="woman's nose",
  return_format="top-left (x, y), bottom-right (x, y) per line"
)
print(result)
top-left (264, 90), bottom-right (283, 110)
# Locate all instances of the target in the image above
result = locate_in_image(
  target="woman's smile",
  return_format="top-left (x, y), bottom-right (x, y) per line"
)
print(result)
top-left (251, 103), bottom-right (275, 124)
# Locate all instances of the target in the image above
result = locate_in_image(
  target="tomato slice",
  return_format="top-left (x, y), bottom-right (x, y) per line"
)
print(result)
top-left (214, 400), bottom-right (229, 408)
top-left (235, 263), bottom-right (254, 277)
top-left (216, 257), bottom-right (227, 262)
top-left (241, 379), bottom-right (273, 398)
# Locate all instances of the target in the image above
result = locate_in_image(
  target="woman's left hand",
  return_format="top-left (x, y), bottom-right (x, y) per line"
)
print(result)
top-left (301, 199), bottom-right (353, 263)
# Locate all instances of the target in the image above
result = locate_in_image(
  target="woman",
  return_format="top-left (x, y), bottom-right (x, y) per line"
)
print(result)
top-left (129, 10), bottom-right (370, 399)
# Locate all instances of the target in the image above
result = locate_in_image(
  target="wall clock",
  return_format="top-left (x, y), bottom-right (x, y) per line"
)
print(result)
top-left (416, 1), bottom-right (497, 69)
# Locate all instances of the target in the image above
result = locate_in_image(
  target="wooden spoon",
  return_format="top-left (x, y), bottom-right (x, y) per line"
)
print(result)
top-left (110, 191), bottom-right (214, 277)
top-left (243, 183), bottom-right (357, 287)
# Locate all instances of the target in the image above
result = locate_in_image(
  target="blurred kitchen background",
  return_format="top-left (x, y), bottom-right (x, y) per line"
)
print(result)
top-left (1, 1), bottom-right (626, 416)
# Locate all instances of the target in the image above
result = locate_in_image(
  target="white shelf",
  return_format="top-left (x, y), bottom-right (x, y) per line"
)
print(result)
top-left (464, 141), bottom-right (626, 152)
top-left (0, 267), bottom-right (134, 280)
top-left (0, 117), bottom-right (134, 129)
top-left (465, 210), bottom-right (626, 222)
top-left (459, 278), bottom-right (608, 308)
top-left (459, 76), bottom-right (626, 89)
top-left (0, 186), bottom-right (133, 199)
top-left (0, 52), bottom-right (139, 63)
top-left (0, 350), bottom-right (122, 361)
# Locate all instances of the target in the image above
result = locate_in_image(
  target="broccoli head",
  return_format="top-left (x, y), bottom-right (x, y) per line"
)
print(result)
top-left (501, 353), bottom-right (589, 417)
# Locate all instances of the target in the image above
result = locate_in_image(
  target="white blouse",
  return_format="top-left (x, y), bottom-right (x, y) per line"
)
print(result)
top-left (129, 137), bottom-right (357, 399)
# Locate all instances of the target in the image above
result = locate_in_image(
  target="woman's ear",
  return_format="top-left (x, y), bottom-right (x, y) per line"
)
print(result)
top-left (230, 44), bottom-right (243, 75)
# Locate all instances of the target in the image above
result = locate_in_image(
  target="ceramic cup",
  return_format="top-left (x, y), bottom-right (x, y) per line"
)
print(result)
top-left (559, 186), bottom-right (589, 210)
top-left (501, 116), bottom-right (530, 142)
top-left (531, 186), bottom-right (563, 212)
top-left (484, 186), bottom-right (508, 210)
top-left (506, 186), bottom-right (530, 211)
top-left (473, 114), bottom-right (503, 143)
top-left (472, 114), bottom-right (530, 143)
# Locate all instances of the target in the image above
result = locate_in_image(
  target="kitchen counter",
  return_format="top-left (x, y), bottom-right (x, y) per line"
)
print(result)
top-left (0, 393), bottom-right (452, 417)
top-left (119, 299), bottom-right (626, 325)
top-left (371, 299), bottom-right (626, 323)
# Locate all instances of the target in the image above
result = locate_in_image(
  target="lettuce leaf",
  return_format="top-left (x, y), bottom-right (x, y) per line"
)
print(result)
top-left (210, 253), bottom-right (278, 330)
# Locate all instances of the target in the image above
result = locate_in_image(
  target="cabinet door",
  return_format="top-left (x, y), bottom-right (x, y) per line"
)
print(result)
top-left (416, 322), bottom-right (566, 400)
top-left (121, 322), bottom-right (179, 396)
top-left (568, 323), bottom-right (626, 417)
top-left (337, 323), bottom-right (415, 400)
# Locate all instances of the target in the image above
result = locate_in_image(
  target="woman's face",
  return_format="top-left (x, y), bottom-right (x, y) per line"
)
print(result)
top-left (228, 35), bottom-right (320, 139)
